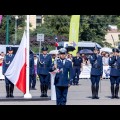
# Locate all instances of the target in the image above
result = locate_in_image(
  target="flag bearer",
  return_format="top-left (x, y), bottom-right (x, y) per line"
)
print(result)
top-left (2, 47), bottom-right (15, 98)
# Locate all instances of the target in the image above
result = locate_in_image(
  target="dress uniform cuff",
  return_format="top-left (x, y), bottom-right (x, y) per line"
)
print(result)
top-left (52, 67), bottom-right (55, 71)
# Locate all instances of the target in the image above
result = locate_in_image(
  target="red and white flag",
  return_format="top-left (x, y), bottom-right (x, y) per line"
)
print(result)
top-left (5, 31), bottom-right (27, 94)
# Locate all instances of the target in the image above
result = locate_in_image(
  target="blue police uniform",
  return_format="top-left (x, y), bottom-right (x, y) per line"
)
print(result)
top-left (29, 50), bottom-right (36, 90)
top-left (51, 48), bottom-right (73, 105)
top-left (72, 55), bottom-right (83, 85)
top-left (109, 48), bottom-right (120, 99)
top-left (2, 47), bottom-right (15, 98)
top-left (37, 47), bottom-right (52, 97)
top-left (90, 48), bottom-right (103, 99)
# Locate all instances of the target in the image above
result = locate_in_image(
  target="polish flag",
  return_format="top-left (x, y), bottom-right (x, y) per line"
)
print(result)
top-left (5, 31), bottom-right (27, 94)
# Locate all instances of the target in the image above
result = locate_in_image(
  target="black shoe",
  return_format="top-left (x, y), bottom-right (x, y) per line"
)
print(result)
top-left (44, 93), bottom-right (48, 97)
top-left (31, 87), bottom-right (37, 90)
top-left (111, 96), bottom-right (115, 99)
top-left (95, 96), bottom-right (99, 99)
top-left (115, 96), bottom-right (119, 99)
top-left (92, 96), bottom-right (96, 99)
top-left (10, 94), bottom-right (14, 98)
top-left (6, 94), bottom-right (10, 98)
top-left (40, 93), bottom-right (44, 97)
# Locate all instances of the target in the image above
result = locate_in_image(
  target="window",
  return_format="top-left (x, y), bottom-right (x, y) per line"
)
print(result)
top-left (36, 19), bottom-right (41, 24)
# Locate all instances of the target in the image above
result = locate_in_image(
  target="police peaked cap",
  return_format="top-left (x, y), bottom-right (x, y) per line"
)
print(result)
top-left (94, 46), bottom-right (100, 51)
top-left (8, 47), bottom-right (13, 51)
top-left (41, 46), bottom-right (48, 51)
top-left (59, 48), bottom-right (67, 54)
top-left (112, 48), bottom-right (119, 53)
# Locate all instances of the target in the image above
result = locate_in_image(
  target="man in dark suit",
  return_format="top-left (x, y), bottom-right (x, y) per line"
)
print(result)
top-left (37, 46), bottom-right (52, 97)
top-left (90, 47), bottom-right (103, 99)
top-left (72, 52), bottom-right (83, 85)
top-left (52, 48), bottom-right (73, 105)
top-left (109, 48), bottom-right (120, 99)
top-left (2, 47), bottom-right (15, 98)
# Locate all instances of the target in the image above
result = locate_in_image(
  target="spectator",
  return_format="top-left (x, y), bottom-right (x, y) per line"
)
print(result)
top-left (102, 53), bottom-right (109, 66)
top-left (0, 52), bottom-right (5, 58)
top-left (0, 56), bottom-right (3, 66)
top-left (101, 51), bottom-right (106, 57)
top-left (81, 54), bottom-right (88, 65)
top-left (66, 53), bottom-right (73, 62)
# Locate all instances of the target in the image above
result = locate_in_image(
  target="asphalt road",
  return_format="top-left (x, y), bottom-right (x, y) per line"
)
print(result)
top-left (0, 78), bottom-right (120, 105)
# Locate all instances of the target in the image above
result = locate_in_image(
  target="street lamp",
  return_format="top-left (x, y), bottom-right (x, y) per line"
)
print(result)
top-left (14, 15), bottom-right (18, 45)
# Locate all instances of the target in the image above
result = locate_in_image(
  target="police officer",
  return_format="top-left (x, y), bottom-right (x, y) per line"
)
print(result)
top-left (37, 46), bottom-right (52, 97)
top-left (2, 47), bottom-right (15, 98)
top-left (90, 47), bottom-right (103, 99)
top-left (72, 52), bottom-right (83, 85)
top-left (109, 48), bottom-right (120, 99)
top-left (52, 48), bottom-right (73, 105)
top-left (29, 50), bottom-right (36, 90)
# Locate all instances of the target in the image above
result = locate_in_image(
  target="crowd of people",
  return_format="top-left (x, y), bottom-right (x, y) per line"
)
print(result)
top-left (1, 46), bottom-right (120, 105)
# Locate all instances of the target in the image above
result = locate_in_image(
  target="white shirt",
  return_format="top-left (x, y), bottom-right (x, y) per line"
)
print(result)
top-left (102, 57), bottom-right (109, 65)
top-left (34, 59), bottom-right (38, 65)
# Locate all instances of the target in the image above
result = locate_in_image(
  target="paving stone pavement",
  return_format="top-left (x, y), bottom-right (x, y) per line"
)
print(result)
top-left (0, 78), bottom-right (120, 105)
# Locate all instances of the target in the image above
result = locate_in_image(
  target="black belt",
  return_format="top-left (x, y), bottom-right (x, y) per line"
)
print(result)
top-left (93, 67), bottom-right (100, 69)
top-left (73, 65), bottom-right (80, 67)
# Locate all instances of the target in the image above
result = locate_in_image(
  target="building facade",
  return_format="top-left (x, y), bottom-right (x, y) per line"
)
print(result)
top-left (105, 29), bottom-right (120, 48)
top-left (29, 15), bottom-right (44, 30)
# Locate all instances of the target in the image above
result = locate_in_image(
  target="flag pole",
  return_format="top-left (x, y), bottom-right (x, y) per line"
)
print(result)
top-left (24, 15), bottom-right (32, 98)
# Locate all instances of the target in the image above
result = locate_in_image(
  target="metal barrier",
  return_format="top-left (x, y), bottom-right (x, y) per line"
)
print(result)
top-left (79, 65), bottom-right (110, 79)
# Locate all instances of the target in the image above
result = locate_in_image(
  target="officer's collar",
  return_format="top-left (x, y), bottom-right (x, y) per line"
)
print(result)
top-left (9, 54), bottom-right (13, 56)
top-left (60, 58), bottom-right (66, 61)
top-left (43, 54), bottom-right (47, 56)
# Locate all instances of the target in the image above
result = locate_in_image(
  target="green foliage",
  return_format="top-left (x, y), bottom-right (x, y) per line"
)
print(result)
top-left (0, 15), bottom-right (26, 44)
top-left (32, 15), bottom-right (71, 38)
top-left (80, 15), bottom-right (120, 47)
top-left (1, 15), bottom-right (120, 48)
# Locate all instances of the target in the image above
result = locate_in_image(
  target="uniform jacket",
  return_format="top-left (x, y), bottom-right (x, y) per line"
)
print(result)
top-left (109, 56), bottom-right (120, 76)
top-left (51, 59), bottom-right (73, 87)
top-left (2, 54), bottom-right (15, 74)
top-left (30, 53), bottom-right (34, 75)
top-left (90, 54), bottom-right (103, 76)
top-left (37, 54), bottom-right (52, 75)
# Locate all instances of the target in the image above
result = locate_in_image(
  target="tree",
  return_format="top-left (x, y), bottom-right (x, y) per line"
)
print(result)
top-left (31, 15), bottom-right (70, 39)
top-left (0, 15), bottom-right (26, 44)
top-left (80, 15), bottom-right (120, 47)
